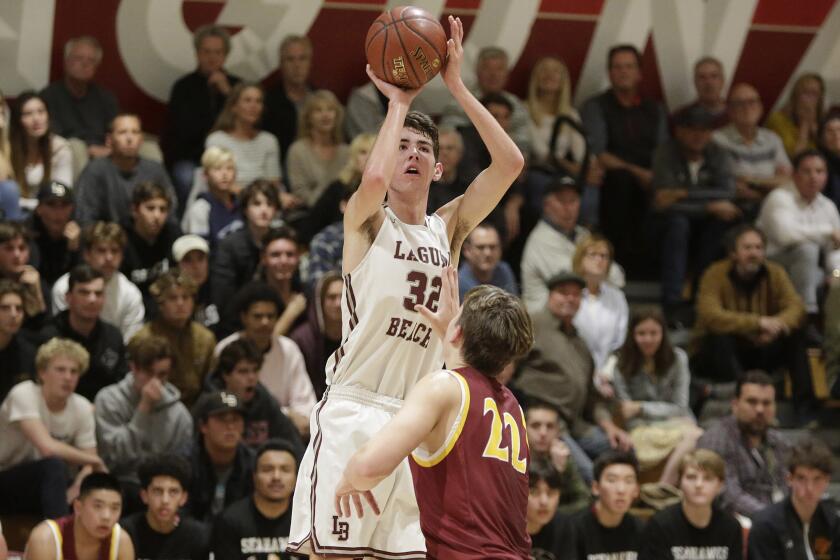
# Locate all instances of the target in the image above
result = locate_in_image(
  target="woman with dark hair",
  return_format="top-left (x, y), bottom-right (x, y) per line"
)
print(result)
top-left (818, 110), bottom-right (840, 211)
top-left (613, 308), bottom-right (701, 485)
top-left (9, 91), bottom-right (72, 211)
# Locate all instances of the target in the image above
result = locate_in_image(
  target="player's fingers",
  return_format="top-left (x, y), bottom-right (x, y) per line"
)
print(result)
top-left (352, 493), bottom-right (365, 518)
top-left (364, 491), bottom-right (381, 516)
top-left (335, 494), bottom-right (342, 516)
top-left (341, 495), bottom-right (351, 518)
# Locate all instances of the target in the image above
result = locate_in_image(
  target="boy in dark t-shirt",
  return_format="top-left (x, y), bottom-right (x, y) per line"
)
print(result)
top-left (529, 456), bottom-right (575, 560)
top-left (640, 449), bottom-right (742, 560)
top-left (212, 438), bottom-right (300, 560)
top-left (572, 450), bottom-right (642, 560)
top-left (122, 454), bottom-right (209, 560)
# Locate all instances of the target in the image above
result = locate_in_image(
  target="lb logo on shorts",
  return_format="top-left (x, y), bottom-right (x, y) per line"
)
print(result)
top-left (331, 516), bottom-right (349, 541)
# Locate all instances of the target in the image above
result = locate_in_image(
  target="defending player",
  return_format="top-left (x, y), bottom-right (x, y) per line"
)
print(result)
top-left (287, 15), bottom-right (525, 559)
top-left (24, 472), bottom-right (134, 560)
top-left (336, 268), bottom-right (534, 559)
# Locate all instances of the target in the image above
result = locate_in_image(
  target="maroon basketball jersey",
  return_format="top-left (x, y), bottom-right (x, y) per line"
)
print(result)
top-left (409, 366), bottom-right (531, 560)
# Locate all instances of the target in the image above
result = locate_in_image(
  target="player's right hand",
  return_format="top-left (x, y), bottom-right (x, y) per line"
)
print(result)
top-left (415, 265), bottom-right (459, 340)
top-left (366, 64), bottom-right (421, 104)
top-left (335, 475), bottom-right (381, 518)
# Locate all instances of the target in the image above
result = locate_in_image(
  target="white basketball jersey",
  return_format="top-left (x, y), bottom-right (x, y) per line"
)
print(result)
top-left (326, 205), bottom-right (451, 398)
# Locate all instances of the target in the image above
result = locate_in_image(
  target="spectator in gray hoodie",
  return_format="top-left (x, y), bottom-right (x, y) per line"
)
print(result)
top-left (94, 334), bottom-right (193, 513)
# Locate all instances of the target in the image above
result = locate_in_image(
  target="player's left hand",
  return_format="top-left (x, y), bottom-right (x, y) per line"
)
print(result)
top-left (335, 476), bottom-right (381, 518)
top-left (415, 265), bottom-right (459, 340)
top-left (441, 15), bottom-right (464, 90)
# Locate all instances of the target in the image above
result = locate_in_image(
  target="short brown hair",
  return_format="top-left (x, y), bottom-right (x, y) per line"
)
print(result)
top-left (404, 111), bottom-right (439, 160)
top-left (788, 437), bottom-right (833, 475)
top-left (132, 181), bottom-right (171, 208)
top-left (36, 338), bottom-right (90, 376)
top-left (0, 279), bottom-right (24, 301)
top-left (149, 270), bottom-right (197, 302)
top-left (82, 222), bottom-right (126, 251)
top-left (459, 285), bottom-right (533, 377)
top-left (127, 335), bottom-right (174, 371)
top-left (240, 179), bottom-right (280, 211)
top-left (0, 221), bottom-right (28, 244)
top-left (679, 449), bottom-right (726, 482)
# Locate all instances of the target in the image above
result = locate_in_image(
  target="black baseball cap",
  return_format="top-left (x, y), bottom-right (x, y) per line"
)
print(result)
top-left (193, 391), bottom-right (245, 421)
top-left (37, 180), bottom-right (74, 203)
top-left (544, 176), bottom-right (580, 197)
top-left (546, 271), bottom-right (586, 290)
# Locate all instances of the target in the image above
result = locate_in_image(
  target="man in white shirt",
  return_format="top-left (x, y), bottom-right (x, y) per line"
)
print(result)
top-left (215, 282), bottom-right (316, 437)
top-left (52, 222), bottom-right (145, 341)
top-left (0, 338), bottom-right (104, 518)
top-left (757, 149), bottom-right (840, 314)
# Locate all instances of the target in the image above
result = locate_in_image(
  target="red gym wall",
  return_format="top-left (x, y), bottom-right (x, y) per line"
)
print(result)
top-left (2, 0), bottom-right (838, 135)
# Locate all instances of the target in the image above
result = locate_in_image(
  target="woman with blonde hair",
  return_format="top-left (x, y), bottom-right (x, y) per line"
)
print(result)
top-left (300, 131), bottom-right (375, 243)
top-left (206, 83), bottom-right (283, 190)
top-left (9, 91), bottom-right (73, 212)
top-left (526, 56), bottom-right (602, 222)
top-left (286, 90), bottom-right (350, 208)
top-left (571, 235), bottom-right (628, 391)
top-left (766, 73), bottom-right (825, 158)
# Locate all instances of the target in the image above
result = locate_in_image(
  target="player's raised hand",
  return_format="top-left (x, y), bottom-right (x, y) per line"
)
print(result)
top-left (441, 15), bottom-right (464, 90)
top-left (335, 475), bottom-right (381, 519)
top-left (415, 265), bottom-right (459, 340)
top-left (366, 64), bottom-right (421, 105)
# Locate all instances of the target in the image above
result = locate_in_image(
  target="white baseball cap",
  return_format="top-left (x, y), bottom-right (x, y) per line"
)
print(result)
top-left (172, 235), bottom-right (209, 262)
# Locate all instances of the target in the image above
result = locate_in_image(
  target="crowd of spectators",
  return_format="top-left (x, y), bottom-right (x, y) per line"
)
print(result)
top-left (0, 22), bottom-right (838, 560)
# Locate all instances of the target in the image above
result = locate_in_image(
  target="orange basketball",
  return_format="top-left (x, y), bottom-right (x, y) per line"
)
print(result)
top-left (365, 6), bottom-right (448, 89)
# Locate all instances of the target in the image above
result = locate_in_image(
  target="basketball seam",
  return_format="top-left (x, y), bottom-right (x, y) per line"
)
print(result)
top-left (365, 20), bottom-right (387, 51)
top-left (390, 12), bottom-right (422, 87)
top-left (402, 18), bottom-right (446, 64)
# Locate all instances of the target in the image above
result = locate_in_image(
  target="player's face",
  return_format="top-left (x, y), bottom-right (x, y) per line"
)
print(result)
top-left (75, 490), bottom-right (122, 540)
top-left (527, 479), bottom-right (561, 528)
top-left (201, 412), bottom-right (244, 450)
top-left (245, 193), bottom-right (277, 229)
top-left (241, 301), bottom-right (279, 345)
top-left (205, 162), bottom-right (237, 193)
top-left (0, 293), bottom-right (24, 337)
top-left (20, 98), bottom-right (49, 139)
top-left (787, 466), bottom-right (830, 510)
top-left (109, 116), bottom-right (142, 158)
top-left (141, 475), bottom-right (187, 525)
top-left (632, 318), bottom-right (662, 359)
top-left (526, 408), bottom-right (560, 454)
top-left (159, 286), bottom-right (195, 327)
top-left (254, 449), bottom-right (297, 503)
top-left (680, 466), bottom-right (722, 508)
top-left (546, 283), bottom-right (582, 321)
top-left (0, 236), bottom-right (29, 275)
top-left (38, 355), bottom-right (83, 401)
top-left (322, 279), bottom-right (343, 324)
top-left (179, 250), bottom-right (209, 286)
top-left (463, 227), bottom-right (501, 275)
top-left (196, 35), bottom-right (227, 75)
top-left (262, 238), bottom-right (300, 282)
top-left (66, 278), bottom-right (106, 321)
top-left (390, 127), bottom-right (441, 193)
top-left (694, 61), bottom-right (724, 103)
top-left (593, 464), bottom-right (638, 515)
top-left (732, 383), bottom-right (776, 437)
top-left (224, 359), bottom-right (260, 403)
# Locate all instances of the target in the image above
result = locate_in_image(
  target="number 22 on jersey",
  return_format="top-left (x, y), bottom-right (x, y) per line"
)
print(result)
top-left (481, 398), bottom-right (527, 474)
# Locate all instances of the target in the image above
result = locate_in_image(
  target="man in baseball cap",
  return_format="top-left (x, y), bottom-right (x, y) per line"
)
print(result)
top-left (30, 181), bottom-right (81, 286)
top-left (172, 234), bottom-right (217, 330)
top-left (187, 390), bottom-right (253, 521)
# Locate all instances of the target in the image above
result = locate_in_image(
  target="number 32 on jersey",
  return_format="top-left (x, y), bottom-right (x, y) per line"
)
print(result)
top-left (481, 398), bottom-right (528, 474)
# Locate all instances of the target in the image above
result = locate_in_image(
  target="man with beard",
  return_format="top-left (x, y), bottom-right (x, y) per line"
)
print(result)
top-left (691, 224), bottom-right (815, 420)
top-left (697, 371), bottom-right (790, 518)
top-left (212, 439), bottom-right (300, 559)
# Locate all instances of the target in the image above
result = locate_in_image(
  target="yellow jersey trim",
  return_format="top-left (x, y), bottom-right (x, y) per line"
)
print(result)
top-left (46, 519), bottom-right (63, 560)
top-left (109, 524), bottom-right (121, 560)
top-left (411, 370), bottom-right (470, 468)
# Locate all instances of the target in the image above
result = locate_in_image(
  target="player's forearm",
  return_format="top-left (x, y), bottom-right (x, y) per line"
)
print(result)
top-left (344, 450), bottom-right (391, 491)
top-left (360, 100), bottom-right (411, 195)
top-left (450, 80), bottom-right (524, 176)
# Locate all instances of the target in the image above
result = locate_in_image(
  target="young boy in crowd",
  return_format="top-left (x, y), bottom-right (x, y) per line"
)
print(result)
top-left (640, 449), bottom-right (743, 560)
top-left (121, 454), bottom-right (209, 560)
top-left (528, 457), bottom-right (574, 560)
top-left (572, 450), bottom-right (643, 560)
top-left (24, 472), bottom-right (135, 560)
top-left (181, 146), bottom-right (240, 246)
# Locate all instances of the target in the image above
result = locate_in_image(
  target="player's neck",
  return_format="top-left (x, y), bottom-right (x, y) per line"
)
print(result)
top-left (253, 492), bottom-right (289, 519)
top-left (73, 518), bottom-right (106, 560)
top-left (387, 192), bottom-right (427, 225)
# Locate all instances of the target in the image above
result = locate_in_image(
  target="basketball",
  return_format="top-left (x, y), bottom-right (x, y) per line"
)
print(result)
top-left (365, 6), bottom-right (448, 89)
